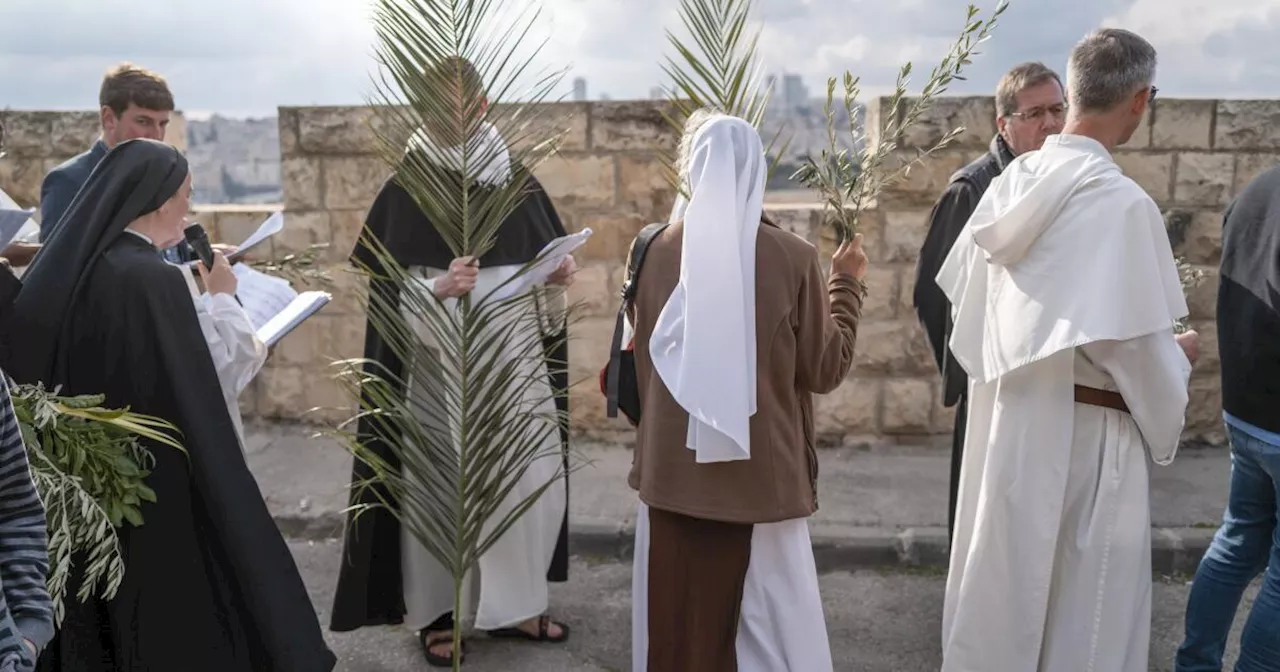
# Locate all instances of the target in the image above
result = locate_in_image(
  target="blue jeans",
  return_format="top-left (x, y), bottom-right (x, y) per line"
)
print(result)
top-left (1175, 424), bottom-right (1280, 671)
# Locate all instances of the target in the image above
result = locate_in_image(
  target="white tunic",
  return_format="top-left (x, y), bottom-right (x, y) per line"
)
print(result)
top-left (398, 263), bottom-right (568, 632)
top-left (935, 134), bottom-right (1192, 672)
top-left (176, 265), bottom-right (268, 442)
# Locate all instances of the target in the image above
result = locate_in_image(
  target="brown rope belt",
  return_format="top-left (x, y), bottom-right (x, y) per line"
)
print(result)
top-left (1074, 385), bottom-right (1130, 413)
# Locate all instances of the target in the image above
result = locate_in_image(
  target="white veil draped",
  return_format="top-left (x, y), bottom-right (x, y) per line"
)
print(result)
top-left (650, 113), bottom-right (766, 463)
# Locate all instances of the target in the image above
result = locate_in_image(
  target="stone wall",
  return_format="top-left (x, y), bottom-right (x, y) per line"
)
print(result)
top-left (0, 110), bottom-right (188, 208)
top-left (5, 98), bottom-right (1277, 443)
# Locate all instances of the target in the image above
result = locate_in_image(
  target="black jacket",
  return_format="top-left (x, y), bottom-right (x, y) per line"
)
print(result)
top-left (912, 134), bottom-right (1016, 407)
top-left (1218, 163), bottom-right (1280, 433)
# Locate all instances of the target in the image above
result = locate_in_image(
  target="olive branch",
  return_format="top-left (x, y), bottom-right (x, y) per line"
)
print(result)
top-left (792, 1), bottom-right (1009, 240)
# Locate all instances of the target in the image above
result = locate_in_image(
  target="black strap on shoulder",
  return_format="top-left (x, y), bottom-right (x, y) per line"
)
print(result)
top-left (605, 222), bottom-right (670, 418)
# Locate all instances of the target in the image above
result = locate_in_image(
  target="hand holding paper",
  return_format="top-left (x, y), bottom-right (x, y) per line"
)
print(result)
top-left (204, 264), bottom-right (331, 347)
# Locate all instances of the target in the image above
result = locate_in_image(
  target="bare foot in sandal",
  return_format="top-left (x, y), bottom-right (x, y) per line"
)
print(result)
top-left (420, 629), bottom-right (467, 668)
top-left (486, 614), bottom-right (570, 642)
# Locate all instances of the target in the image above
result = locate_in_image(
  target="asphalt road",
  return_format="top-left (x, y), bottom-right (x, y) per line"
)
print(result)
top-left (292, 539), bottom-right (1257, 671)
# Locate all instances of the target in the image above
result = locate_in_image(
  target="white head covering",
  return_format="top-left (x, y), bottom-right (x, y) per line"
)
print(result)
top-left (649, 113), bottom-right (766, 464)
top-left (406, 120), bottom-right (513, 187)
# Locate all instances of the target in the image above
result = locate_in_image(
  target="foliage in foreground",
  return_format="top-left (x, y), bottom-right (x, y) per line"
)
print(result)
top-left (340, 1), bottom-right (579, 668)
top-left (11, 383), bottom-right (182, 625)
top-left (792, 1), bottom-right (1010, 240)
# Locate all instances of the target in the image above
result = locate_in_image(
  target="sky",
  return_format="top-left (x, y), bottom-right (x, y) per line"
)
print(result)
top-left (1, 0), bottom-right (1277, 119)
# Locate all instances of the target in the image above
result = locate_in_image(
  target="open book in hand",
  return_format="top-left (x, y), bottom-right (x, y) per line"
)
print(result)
top-left (205, 264), bottom-right (331, 347)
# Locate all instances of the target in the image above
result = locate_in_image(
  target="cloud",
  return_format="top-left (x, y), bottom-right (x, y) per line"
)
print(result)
top-left (0, 0), bottom-right (1277, 117)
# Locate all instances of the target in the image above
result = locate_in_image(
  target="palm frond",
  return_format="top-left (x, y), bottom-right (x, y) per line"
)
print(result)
top-left (347, 2), bottom-right (580, 668)
top-left (659, 0), bottom-right (785, 193)
top-left (792, 1), bottom-right (1009, 239)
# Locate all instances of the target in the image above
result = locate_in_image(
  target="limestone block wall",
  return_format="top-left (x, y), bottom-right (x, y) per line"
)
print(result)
top-left (4, 98), bottom-right (1275, 444)
top-left (0, 110), bottom-right (188, 209)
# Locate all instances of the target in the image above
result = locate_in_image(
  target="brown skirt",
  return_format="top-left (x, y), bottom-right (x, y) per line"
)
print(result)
top-left (645, 507), bottom-right (754, 672)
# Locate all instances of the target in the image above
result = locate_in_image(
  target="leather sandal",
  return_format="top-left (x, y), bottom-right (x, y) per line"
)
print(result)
top-left (419, 628), bottom-right (469, 668)
top-left (484, 614), bottom-right (570, 643)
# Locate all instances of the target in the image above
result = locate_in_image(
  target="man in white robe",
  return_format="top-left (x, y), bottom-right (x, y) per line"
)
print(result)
top-left (935, 28), bottom-right (1201, 672)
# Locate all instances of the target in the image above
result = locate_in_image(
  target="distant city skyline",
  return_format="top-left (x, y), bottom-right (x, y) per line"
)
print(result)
top-left (3, 0), bottom-right (1278, 119)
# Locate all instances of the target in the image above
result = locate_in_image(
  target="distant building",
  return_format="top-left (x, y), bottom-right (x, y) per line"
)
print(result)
top-left (649, 86), bottom-right (666, 100)
top-left (782, 74), bottom-right (809, 109)
top-left (572, 77), bottom-right (587, 102)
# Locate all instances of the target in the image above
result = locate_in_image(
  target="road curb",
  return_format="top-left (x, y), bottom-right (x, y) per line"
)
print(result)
top-left (275, 513), bottom-right (1215, 574)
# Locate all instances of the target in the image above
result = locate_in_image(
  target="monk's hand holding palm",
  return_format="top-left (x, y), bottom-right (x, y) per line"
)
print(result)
top-left (547, 255), bottom-right (577, 287)
top-left (1176, 330), bottom-right (1200, 365)
top-left (831, 232), bottom-right (869, 280)
top-left (434, 256), bottom-right (479, 299)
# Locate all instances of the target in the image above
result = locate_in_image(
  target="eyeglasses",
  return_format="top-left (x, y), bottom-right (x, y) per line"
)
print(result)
top-left (1148, 86), bottom-right (1159, 104)
top-left (1007, 104), bottom-right (1068, 123)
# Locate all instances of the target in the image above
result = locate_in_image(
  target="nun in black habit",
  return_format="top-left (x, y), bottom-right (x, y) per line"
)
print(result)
top-left (330, 120), bottom-right (573, 666)
top-left (5, 139), bottom-right (335, 672)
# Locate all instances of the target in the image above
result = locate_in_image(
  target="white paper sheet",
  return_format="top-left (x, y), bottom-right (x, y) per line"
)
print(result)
top-left (227, 211), bottom-right (284, 261)
top-left (0, 187), bottom-right (38, 246)
top-left (487, 228), bottom-right (593, 302)
top-left (257, 291), bottom-right (332, 347)
top-left (201, 263), bottom-right (332, 346)
top-left (0, 209), bottom-right (34, 251)
top-left (228, 263), bottom-right (298, 330)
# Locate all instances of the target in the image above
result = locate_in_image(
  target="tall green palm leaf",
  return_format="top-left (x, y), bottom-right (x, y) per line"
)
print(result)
top-left (659, 0), bottom-right (789, 192)
top-left (337, 1), bottom-right (578, 668)
top-left (793, 1), bottom-right (1009, 240)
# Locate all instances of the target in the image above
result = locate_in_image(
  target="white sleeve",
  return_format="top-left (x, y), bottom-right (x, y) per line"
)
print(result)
top-left (200, 293), bottom-right (269, 398)
top-left (1080, 328), bottom-right (1193, 466)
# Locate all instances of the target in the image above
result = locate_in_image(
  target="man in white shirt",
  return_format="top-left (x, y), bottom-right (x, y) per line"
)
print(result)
top-left (935, 28), bottom-right (1200, 672)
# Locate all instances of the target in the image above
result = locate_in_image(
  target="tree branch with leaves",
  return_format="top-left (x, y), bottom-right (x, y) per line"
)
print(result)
top-left (793, 1), bottom-right (1010, 240)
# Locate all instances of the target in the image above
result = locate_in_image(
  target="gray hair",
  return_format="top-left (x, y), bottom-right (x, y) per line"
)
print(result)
top-left (995, 62), bottom-right (1062, 117)
top-left (676, 107), bottom-right (723, 185)
top-left (1066, 28), bottom-right (1157, 113)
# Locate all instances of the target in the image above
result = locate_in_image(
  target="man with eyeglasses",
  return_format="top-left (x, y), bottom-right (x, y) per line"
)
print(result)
top-left (935, 28), bottom-right (1196, 671)
top-left (913, 61), bottom-right (1066, 543)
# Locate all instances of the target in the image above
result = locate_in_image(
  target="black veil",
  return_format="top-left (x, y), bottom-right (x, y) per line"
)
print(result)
top-left (7, 138), bottom-right (187, 382)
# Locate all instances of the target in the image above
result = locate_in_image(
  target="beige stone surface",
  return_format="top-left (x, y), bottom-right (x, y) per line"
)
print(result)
top-left (884, 150), bottom-right (967, 202)
top-left (1152, 100), bottom-right (1215, 149)
top-left (1174, 153), bottom-right (1235, 207)
top-left (282, 156), bottom-right (323, 210)
top-left (1114, 152), bottom-right (1173, 202)
top-left (493, 102), bottom-right (590, 154)
top-left (898, 96), bottom-right (996, 151)
top-left (814, 379), bottom-right (880, 437)
top-left (589, 101), bottom-right (679, 152)
top-left (534, 153), bottom-right (616, 210)
top-left (1234, 154), bottom-right (1280, 193)
top-left (859, 267), bottom-right (900, 322)
top-left (1122, 106), bottom-right (1153, 150)
top-left (1214, 100), bottom-right (1280, 150)
top-left (11, 97), bottom-right (1261, 442)
top-left (881, 378), bottom-right (934, 433)
top-left (322, 155), bottom-right (389, 211)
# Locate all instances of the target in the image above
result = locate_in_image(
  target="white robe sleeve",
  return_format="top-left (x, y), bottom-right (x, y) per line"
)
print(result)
top-left (198, 293), bottom-right (269, 398)
top-left (1079, 329), bottom-right (1193, 465)
top-left (533, 285), bottom-right (568, 336)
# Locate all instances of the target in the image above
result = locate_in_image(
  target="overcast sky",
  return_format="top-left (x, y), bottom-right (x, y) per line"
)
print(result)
top-left (1, 0), bottom-right (1276, 119)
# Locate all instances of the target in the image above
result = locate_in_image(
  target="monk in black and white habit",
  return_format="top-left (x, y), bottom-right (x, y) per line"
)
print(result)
top-left (330, 86), bottom-right (575, 666)
top-left (6, 138), bottom-right (335, 671)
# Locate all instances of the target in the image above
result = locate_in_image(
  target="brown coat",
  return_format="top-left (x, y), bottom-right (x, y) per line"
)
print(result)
top-left (626, 220), bottom-right (863, 524)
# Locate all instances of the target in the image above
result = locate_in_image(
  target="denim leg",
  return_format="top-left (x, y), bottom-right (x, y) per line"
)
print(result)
top-left (1176, 427), bottom-right (1277, 672)
top-left (1234, 442), bottom-right (1280, 672)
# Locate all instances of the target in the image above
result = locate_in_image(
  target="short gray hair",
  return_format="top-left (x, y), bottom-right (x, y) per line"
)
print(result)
top-left (995, 62), bottom-right (1062, 117)
top-left (1066, 28), bottom-right (1157, 113)
top-left (676, 107), bottom-right (723, 185)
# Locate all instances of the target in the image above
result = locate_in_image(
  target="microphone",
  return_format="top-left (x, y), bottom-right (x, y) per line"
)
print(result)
top-left (184, 222), bottom-right (215, 271)
top-left (183, 222), bottom-right (242, 307)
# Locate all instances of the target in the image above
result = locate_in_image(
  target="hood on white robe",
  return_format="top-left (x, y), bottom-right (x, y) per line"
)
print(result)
top-left (936, 134), bottom-right (1188, 385)
top-left (650, 114), bottom-right (765, 464)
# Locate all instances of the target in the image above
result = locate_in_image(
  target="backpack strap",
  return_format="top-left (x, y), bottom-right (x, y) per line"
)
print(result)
top-left (605, 222), bottom-right (670, 418)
